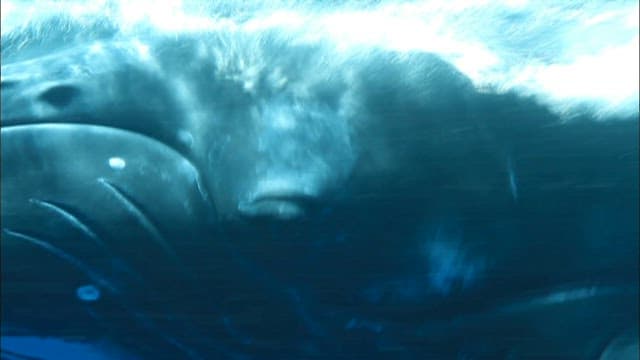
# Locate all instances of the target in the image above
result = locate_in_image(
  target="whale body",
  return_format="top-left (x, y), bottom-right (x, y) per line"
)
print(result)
top-left (1, 1), bottom-right (638, 359)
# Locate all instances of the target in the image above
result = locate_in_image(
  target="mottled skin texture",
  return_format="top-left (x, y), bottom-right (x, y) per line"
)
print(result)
top-left (1, 29), bottom-right (638, 359)
top-left (1, 31), bottom-right (481, 220)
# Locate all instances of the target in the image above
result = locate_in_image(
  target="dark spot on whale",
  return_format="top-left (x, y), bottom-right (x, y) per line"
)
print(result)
top-left (0, 79), bottom-right (19, 90)
top-left (38, 84), bottom-right (80, 108)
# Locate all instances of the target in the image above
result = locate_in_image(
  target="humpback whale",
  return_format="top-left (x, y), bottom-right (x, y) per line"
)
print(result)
top-left (1, 1), bottom-right (638, 359)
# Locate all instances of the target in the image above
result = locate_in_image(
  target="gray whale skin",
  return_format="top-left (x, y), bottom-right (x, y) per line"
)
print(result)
top-left (1, 29), bottom-right (638, 360)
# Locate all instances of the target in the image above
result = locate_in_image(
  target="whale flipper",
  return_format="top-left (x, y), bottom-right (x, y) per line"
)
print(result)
top-left (0, 124), bottom-right (242, 359)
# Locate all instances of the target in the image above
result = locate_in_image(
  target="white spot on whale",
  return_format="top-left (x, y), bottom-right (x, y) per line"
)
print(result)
top-left (108, 157), bottom-right (126, 170)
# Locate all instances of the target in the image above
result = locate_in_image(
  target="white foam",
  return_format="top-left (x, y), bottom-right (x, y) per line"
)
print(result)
top-left (2, 0), bottom-right (638, 120)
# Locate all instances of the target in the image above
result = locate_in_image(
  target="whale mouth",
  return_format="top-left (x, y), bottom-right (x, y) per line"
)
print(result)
top-left (237, 193), bottom-right (318, 220)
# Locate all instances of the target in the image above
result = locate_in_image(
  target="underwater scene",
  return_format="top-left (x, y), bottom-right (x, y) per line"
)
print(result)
top-left (1, 0), bottom-right (638, 359)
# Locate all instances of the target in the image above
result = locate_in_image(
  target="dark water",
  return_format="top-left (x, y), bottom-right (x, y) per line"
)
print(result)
top-left (1, 1), bottom-right (638, 359)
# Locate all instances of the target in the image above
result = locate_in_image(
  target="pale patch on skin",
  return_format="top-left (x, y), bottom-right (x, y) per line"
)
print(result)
top-left (108, 156), bottom-right (126, 170)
